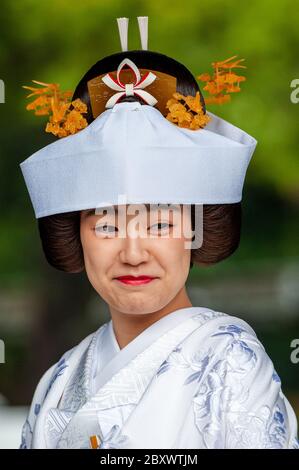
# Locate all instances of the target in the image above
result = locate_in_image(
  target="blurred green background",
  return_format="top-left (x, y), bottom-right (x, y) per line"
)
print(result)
top-left (0, 0), bottom-right (298, 427)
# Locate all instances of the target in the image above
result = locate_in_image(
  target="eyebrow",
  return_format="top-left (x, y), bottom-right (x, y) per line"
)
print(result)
top-left (84, 209), bottom-right (98, 217)
top-left (84, 205), bottom-right (181, 218)
top-left (84, 207), bottom-right (120, 217)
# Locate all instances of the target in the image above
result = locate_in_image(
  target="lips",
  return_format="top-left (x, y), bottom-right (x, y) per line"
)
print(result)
top-left (116, 275), bottom-right (155, 280)
top-left (115, 275), bottom-right (157, 286)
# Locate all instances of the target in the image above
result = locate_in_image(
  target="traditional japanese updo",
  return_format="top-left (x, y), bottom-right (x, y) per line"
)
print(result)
top-left (37, 50), bottom-right (242, 273)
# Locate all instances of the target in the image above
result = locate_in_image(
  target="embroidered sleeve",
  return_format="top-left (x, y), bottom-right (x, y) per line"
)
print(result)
top-left (19, 362), bottom-right (57, 449)
top-left (193, 321), bottom-right (299, 449)
top-left (19, 347), bottom-right (74, 449)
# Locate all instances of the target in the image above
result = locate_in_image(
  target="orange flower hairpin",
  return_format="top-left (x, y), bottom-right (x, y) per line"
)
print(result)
top-left (165, 91), bottom-right (211, 130)
top-left (165, 55), bottom-right (246, 130)
top-left (22, 80), bottom-right (88, 138)
top-left (197, 55), bottom-right (246, 105)
top-left (23, 56), bottom-right (246, 136)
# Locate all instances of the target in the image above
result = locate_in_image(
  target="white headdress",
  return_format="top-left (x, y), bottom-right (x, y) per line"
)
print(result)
top-left (20, 16), bottom-right (257, 219)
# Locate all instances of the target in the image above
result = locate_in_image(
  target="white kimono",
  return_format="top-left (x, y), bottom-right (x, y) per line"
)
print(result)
top-left (20, 306), bottom-right (299, 449)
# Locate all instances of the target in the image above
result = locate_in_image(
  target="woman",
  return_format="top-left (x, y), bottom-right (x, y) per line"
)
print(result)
top-left (19, 17), bottom-right (298, 449)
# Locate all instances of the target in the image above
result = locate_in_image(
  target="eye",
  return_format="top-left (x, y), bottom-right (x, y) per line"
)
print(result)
top-left (149, 222), bottom-right (173, 233)
top-left (94, 224), bottom-right (118, 234)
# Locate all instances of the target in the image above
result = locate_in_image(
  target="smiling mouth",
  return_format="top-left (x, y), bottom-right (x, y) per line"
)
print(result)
top-left (114, 276), bottom-right (158, 286)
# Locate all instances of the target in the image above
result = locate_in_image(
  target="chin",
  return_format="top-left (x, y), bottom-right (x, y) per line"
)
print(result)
top-left (119, 302), bottom-right (162, 315)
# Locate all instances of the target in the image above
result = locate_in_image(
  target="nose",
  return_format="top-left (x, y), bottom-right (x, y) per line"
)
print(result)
top-left (119, 235), bottom-right (151, 266)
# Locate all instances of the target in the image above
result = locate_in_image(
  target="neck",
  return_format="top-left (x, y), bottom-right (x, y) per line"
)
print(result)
top-left (109, 287), bottom-right (193, 349)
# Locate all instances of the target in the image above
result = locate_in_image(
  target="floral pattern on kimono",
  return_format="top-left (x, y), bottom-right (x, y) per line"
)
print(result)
top-left (19, 307), bottom-right (299, 449)
top-left (191, 324), bottom-right (299, 448)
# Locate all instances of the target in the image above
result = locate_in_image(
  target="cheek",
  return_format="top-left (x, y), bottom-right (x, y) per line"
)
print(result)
top-left (80, 226), bottom-right (109, 273)
top-left (155, 237), bottom-right (190, 271)
top-left (172, 238), bottom-right (191, 266)
top-left (84, 245), bottom-right (102, 272)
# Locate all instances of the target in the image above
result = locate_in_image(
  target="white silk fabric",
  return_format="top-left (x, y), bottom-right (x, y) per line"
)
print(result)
top-left (20, 306), bottom-right (299, 449)
top-left (19, 101), bottom-right (257, 219)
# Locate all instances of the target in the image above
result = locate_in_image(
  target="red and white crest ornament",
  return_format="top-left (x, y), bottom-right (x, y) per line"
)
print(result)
top-left (101, 58), bottom-right (158, 108)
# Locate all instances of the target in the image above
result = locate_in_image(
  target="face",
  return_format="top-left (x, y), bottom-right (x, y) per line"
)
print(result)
top-left (80, 204), bottom-right (192, 316)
